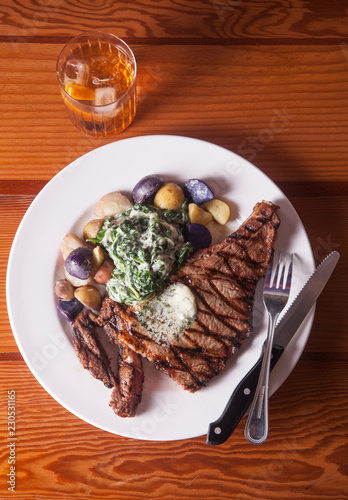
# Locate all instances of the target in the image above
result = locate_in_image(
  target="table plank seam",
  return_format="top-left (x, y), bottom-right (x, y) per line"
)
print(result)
top-left (1, 36), bottom-right (348, 46)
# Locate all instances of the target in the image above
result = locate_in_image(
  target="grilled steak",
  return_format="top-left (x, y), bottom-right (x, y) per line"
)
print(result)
top-left (98, 200), bottom-right (280, 392)
top-left (72, 309), bottom-right (144, 417)
top-left (109, 344), bottom-right (144, 418)
top-left (73, 310), bottom-right (115, 388)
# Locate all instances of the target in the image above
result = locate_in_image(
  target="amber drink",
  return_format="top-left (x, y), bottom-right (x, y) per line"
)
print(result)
top-left (57, 32), bottom-right (137, 137)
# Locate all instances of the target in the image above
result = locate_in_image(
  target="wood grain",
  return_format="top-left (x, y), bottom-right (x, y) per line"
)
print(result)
top-left (0, 43), bottom-right (348, 182)
top-left (1, 0), bottom-right (348, 41)
top-left (1, 1), bottom-right (348, 498)
top-left (0, 195), bottom-right (35, 352)
top-left (0, 358), bottom-right (347, 499)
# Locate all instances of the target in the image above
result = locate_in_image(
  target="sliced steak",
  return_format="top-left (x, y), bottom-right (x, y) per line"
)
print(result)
top-left (73, 309), bottom-right (115, 388)
top-left (72, 309), bottom-right (144, 417)
top-left (109, 344), bottom-right (144, 418)
top-left (98, 201), bottom-right (280, 392)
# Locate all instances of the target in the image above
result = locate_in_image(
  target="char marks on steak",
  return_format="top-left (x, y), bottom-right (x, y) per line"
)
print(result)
top-left (109, 344), bottom-right (144, 418)
top-left (73, 310), bottom-right (115, 388)
top-left (97, 201), bottom-right (280, 393)
top-left (72, 309), bottom-right (144, 417)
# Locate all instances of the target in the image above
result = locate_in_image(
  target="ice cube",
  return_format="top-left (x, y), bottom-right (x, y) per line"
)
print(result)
top-left (89, 56), bottom-right (115, 87)
top-left (94, 87), bottom-right (117, 106)
top-left (91, 75), bottom-right (114, 87)
top-left (64, 59), bottom-right (89, 87)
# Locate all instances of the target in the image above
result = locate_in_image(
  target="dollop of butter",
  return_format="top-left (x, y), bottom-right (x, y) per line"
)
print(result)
top-left (136, 282), bottom-right (197, 344)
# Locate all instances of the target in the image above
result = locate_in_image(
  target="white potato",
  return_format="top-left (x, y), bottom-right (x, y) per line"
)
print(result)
top-left (74, 285), bottom-right (102, 310)
top-left (153, 183), bottom-right (185, 210)
top-left (188, 203), bottom-right (213, 226)
top-left (61, 233), bottom-right (85, 260)
top-left (64, 268), bottom-right (93, 287)
top-left (203, 199), bottom-right (230, 225)
top-left (93, 191), bottom-right (132, 218)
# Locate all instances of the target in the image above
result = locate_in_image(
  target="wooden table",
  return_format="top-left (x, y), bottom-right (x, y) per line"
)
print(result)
top-left (1, 1), bottom-right (347, 499)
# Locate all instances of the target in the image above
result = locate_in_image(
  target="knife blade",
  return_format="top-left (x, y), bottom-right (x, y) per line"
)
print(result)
top-left (206, 250), bottom-right (340, 445)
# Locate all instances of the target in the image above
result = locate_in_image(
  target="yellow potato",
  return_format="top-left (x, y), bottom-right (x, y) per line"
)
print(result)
top-left (188, 203), bottom-right (213, 226)
top-left (83, 219), bottom-right (104, 241)
top-left (153, 183), bottom-right (185, 210)
top-left (92, 246), bottom-right (105, 273)
top-left (203, 199), bottom-right (230, 225)
top-left (74, 285), bottom-right (102, 310)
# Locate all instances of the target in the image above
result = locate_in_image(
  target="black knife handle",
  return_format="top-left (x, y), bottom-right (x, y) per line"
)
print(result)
top-left (206, 343), bottom-right (284, 445)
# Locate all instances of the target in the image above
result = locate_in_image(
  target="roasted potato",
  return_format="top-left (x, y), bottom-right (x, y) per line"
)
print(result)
top-left (184, 179), bottom-right (214, 204)
top-left (92, 246), bottom-right (105, 272)
top-left (93, 191), bottom-right (132, 218)
top-left (153, 183), bottom-right (185, 210)
top-left (57, 298), bottom-right (83, 322)
top-left (94, 258), bottom-right (114, 284)
top-left (61, 233), bottom-right (85, 260)
top-left (64, 268), bottom-right (93, 287)
top-left (188, 203), bottom-right (213, 226)
top-left (83, 219), bottom-right (104, 241)
top-left (132, 175), bottom-right (164, 203)
top-left (74, 285), bottom-right (102, 310)
top-left (54, 279), bottom-right (75, 301)
top-left (203, 199), bottom-right (230, 225)
top-left (184, 223), bottom-right (212, 251)
top-left (65, 247), bottom-right (93, 280)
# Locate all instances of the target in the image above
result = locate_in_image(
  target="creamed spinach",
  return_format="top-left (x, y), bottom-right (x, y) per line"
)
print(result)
top-left (93, 203), bottom-right (193, 304)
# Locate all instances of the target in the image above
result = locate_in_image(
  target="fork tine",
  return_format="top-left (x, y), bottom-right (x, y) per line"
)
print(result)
top-left (269, 253), bottom-right (281, 288)
top-left (264, 257), bottom-right (274, 286)
top-left (285, 254), bottom-right (293, 290)
top-left (277, 254), bottom-right (286, 288)
top-left (265, 253), bottom-right (293, 290)
top-left (269, 253), bottom-right (293, 290)
top-left (277, 253), bottom-right (293, 290)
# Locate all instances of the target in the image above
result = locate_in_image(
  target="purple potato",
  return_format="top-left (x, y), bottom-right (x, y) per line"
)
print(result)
top-left (65, 246), bottom-right (93, 280)
top-left (132, 175), bottom-right (164, 204)
top-left (184, 179), bottom-right (214, 204)
top-left (57, 298), bottom-right (83, 322)
top-left (184, 223), bottom-right (212, 251)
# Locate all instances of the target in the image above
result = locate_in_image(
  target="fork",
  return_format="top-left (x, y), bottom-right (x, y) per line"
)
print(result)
top-left (244, 252), bottom-right (293, 445)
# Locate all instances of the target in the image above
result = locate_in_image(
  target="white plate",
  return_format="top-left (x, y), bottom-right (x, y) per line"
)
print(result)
top-left (6, 135), bottom-right (315, 441)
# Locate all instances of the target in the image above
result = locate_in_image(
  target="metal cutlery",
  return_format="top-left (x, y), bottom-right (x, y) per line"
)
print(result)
top-left (244, 253), bottom-right (293, 444)
top-left (207, 251), bottom-right (340, 445)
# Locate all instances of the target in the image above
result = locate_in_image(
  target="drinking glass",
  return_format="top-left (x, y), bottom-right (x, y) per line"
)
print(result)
top-left (56, 31), bottom-right (137, 137)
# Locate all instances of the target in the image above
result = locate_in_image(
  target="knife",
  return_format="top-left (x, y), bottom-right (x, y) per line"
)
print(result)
top-left (206, 250), bottom-right (340, 446)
